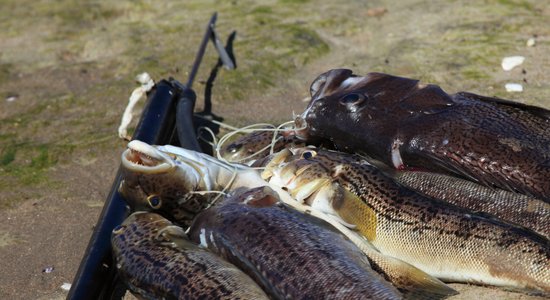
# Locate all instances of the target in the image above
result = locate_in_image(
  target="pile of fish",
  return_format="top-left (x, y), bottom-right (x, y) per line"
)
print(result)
top-left (114, 69), bottom-right (550, 299)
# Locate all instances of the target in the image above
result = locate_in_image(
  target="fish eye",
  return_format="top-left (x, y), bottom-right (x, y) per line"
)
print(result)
top-left (147, 195), bottom-right (162, 209)
top-left (227, 144), bottom-right (241, 154)
top-left (302, 150), bottom-right (317, 159)
top-left (112, 225), bottom-right (125, 234)
top-left (339, 93), bottom-right (365, 106)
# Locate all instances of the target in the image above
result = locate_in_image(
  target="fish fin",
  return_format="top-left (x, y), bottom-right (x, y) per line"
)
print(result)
top-left (324, 213), bottom-right (357, 229)
top-left (456, 92), bottom-right (550, 121)
top-left (328, 216), bottom-right (457, 299)
top-left (292, 178), bottom-right (332, 203)
top-left (366, 252), bottom-right (458, 299)
top-left (243, 186), bottom-right (280, 207)
top-left (309, 69), bottom-right (354, 99)
top-left (406, 149), bottom-right (534, 196)
top-left (331, 185), bottom-right (378, 241)
top-left (155, 225), bottom-right (193, 249)
top-left (399, 84), bottom-right (455, 116)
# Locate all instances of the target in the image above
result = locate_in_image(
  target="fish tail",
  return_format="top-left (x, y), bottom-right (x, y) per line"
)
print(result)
top-left (367, 252), bottom-right (458, 299)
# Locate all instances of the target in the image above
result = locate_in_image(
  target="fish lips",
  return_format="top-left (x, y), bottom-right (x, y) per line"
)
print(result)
top-left (122, 140), bottom-right (176, 173)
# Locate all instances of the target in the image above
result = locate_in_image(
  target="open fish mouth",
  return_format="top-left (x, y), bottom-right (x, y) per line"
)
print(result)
top-left (122, 140), bottom-right (176, 173)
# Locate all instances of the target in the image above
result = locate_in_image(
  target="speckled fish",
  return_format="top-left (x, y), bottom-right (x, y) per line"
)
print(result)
top-left (387, 169), bottom-right (550, 238)
top-left (119, 140), bottom-right (279, 226)
top-left (188, 186), bottom-right (403, 300)
top-left (111, 211), bottom-right (269, 300)
top-left (120, 141), bottom-right (452, 299)
top-left (260, 147), bottom-right (550, 293)
top-left (294, 69), bottom-right (550, 201)
top-left (219, 128), bottom-right (306, 164)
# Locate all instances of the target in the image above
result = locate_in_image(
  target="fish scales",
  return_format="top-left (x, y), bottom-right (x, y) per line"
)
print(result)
top-left (392, 170), bottom-right (550, 238)
top-left (111, 212), bottom-right (269, 300)
top-left (239, 131), bottom-right (549, 238)
top-left (189, 186), bottom-right (402, 300)
top-left (262, 148), bottom-right (550, 293)
top-left (296, 69), bottom-right (550, 201)
top-left (336, 162), bottom-right (550, 292)
top-left (219, 129), bottom-right (307, 164)
top-left (121, 141), bottom-right (453, 298)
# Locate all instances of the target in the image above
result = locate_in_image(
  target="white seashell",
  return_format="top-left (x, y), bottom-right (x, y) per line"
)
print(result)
top-left (61, 283), bottom-right (71, 291)
top-left (505, 83), bottom-right (523, 92)
top-left (501, 56), bottom-right (525, 71)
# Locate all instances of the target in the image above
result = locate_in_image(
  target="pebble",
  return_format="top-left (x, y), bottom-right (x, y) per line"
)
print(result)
top-left (501, 56), bottom-right (525, 71)
top-left (505, 83), bottom-right (523, 92)
top-left (367, 7), bottom-right (388, 17)
top-left (526, 37), bottom-right (536, 47)
top-left (61, 283), bottom-right (72, 291)
top-left (5, 93), bottom-right (18, 102)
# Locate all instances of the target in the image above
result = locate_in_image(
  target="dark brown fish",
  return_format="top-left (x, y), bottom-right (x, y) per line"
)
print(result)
top-left (111, 212), bottom-right (269, 300)
top-left (188, 186), bottom-right (402, 300)
top-left (295, 69), bottom-right (550, 201)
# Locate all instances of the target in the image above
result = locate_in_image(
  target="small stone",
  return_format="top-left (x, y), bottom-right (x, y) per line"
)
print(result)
top-left (61, 283), bottom-right (71, 291)
top-left (505, 83), bottom-right (523, 92)
top-left (501, 56), bottom-right (525, 71)
top-left (367, 7), bottom-right (388, 17)
top-left (42, 266), bottom-right (54, 273)
top-left (5, 93), bottom-right (18, 102)
top-left (526, 37), bottom-right (536, 47)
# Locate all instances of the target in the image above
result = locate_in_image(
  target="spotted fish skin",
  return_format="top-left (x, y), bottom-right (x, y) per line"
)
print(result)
top-left (261, 147), bottom-right (550, 293)
top-left (219, 128), bottom-right (306, 164)
top-left (119, 166), bottom-right (210, 227)
top-left (119, 148), bottom-right (212, 227)
top-left (390, 170), bottom-right (550, 238)
top-left (111, 212), bottom-right (269, 300)
top-left (296, 69), bottom-right (550, 201)
top-left (189, 186), bottom-right (402, 300)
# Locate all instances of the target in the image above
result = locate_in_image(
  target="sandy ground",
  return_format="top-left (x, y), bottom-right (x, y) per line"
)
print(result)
top-left (0, 0), bottom-right (548, 299)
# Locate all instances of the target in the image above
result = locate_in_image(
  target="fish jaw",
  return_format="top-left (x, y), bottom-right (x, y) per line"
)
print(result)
top-left (156, 144), bottom-right (240, 191)
top-left (260, 148), bottom-right (293, 180)
top-left (120, 141), bottom-right (201, 193)
top-left (119, 141), bottom-right (207, 218)
top-left (122, 140), bottom-right (176, 173)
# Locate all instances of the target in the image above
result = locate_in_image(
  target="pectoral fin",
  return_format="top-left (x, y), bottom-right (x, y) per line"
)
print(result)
top-left (331, 185), bottom-right (378, 241)
top-left (367, 250), bottom-right (458, 299)
top-left (156, 225), bottom-right (193, 249)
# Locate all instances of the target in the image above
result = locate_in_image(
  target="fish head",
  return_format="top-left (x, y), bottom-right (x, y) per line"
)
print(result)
top-left (111, 212), bottom-right (170, 253)
top-left (294, 69), bottom-right (427, 157)
top-left (219, 130), bottom-right (281, 163)
top-left (261, 147), bottom-right (341, 206)
top-left (119, 141), bottom-right (208, 223)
